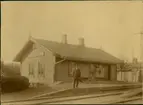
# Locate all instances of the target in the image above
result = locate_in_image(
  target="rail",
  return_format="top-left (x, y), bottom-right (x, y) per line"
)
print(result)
top-left (2, 91), bottom-right (124, 105)
top-left (113, 97), bottom-right (142, 104)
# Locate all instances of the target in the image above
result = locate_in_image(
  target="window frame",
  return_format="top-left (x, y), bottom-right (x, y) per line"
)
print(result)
top-left (28, 63), bottom-right (35, 77)
top-left (68, 61), bottom-right (77, 77)
top-left (38, 61), bottom-right (45, 78)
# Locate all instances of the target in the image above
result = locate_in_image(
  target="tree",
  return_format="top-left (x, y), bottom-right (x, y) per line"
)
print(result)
top-left (117, 62), bottom-right (132, 72)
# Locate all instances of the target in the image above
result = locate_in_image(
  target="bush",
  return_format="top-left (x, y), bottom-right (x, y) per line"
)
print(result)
top-left (1, 76), bottom-right (30, 93)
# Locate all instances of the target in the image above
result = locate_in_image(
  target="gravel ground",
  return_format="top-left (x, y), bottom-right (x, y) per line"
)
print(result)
top-left (1, 82), bottom-right (140, 102)
top-left (1, 86), bottom-right (57, 101)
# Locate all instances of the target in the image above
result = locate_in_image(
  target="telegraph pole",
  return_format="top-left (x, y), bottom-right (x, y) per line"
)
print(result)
top-left (132, 31), bottom-right (143, 83)
top-left (134, 32), bottom-right (143, 87)
top-left (133, 31), bottom-right (143, 62)
top-left (138, 31), bottom-right (143, 95)
top-left (140, 32), bottom-right (143, 62)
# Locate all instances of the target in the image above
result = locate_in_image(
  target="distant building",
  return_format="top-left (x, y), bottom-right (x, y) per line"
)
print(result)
top-left (117, 58), bottom-right (143, 82)
top-left (1, 60), bottom-right (21, 76)
top-left (13, 35), bottom-right (123, 84)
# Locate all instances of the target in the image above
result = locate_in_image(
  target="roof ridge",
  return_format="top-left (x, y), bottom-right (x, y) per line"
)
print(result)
top-left (34, 37), bottom-right (100, 50)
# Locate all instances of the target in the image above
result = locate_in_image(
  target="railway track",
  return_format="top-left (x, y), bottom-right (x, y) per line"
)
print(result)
top-left (110, 97), bottom-right (142, 104)
top-left (2, 86), bottom-right (142, 105)
top-left (2, 90), bottom-right (126, 105)
top-left (120, 99), bottom-right (143, 104)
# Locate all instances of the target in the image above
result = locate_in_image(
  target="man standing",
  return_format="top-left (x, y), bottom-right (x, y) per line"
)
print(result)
top-left (72, 65), bottom-right (81, 88)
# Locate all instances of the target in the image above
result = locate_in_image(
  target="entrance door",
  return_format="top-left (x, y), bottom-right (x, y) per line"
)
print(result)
top-left (95, 65), bottom-right (105, 78)
top-left (95, 64), bottom-right (109, 80)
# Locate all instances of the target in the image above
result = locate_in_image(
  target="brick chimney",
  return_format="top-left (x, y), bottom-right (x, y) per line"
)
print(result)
top-left (61, 34), bottom-right (67, 44)
top-left (78, 37), bottom-right (85, 47)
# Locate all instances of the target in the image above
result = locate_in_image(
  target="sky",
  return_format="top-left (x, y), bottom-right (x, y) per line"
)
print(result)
top-left (1, 1), bottom-right (143, 62)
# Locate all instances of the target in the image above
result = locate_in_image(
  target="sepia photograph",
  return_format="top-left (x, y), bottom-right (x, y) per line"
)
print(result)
top-left (1, 1), bottom-right (143, 104)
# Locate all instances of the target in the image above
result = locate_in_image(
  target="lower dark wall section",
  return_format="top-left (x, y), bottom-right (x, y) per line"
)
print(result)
top-left (55, 60), bottom-right (117, 82)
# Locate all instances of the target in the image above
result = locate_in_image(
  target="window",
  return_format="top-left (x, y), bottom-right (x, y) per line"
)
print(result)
top-left (96, 65), bottom-right (105, 78)
top-left (68, 62), bottom-right (77, 77)
top-left (28, 63), bottom-right (35, 77)
top-left (38, 62), bottom-right (45, 78)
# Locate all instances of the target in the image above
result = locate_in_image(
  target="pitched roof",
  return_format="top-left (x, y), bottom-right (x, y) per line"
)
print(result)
top-left (14, 38), bottom-right (123, 64)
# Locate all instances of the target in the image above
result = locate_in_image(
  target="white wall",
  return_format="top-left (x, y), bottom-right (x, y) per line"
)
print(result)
top-left (21, 43), bottom-right (55, 84)
top-left (117, 70), bottom-right (140, 82)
